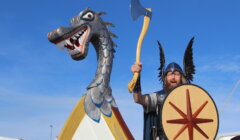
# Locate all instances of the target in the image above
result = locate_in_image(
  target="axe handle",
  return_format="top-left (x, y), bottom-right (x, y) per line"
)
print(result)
top-left (128, 8), bottom-right (152, 93)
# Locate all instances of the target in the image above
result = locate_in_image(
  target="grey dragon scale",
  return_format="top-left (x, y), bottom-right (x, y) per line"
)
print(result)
top-left (47, 8), bottom-right (118, 122)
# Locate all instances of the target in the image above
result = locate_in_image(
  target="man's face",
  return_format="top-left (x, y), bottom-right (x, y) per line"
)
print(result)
top-left (166, 71), bottom-right (182, 89)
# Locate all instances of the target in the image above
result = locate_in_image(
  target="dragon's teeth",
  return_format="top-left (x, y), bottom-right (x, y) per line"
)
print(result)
top-left (81, 33), bottom-right (85, 41)
top-left (80, 31), bottom-right (84, 35)
top-left (75, 33), bottom-right (80, 37)
top-left (72, 36), bottom-right (77, 40)
top-left (65, 39), bottom-right (72, 45)
top-left (74, 44), bottom-right (78, 48)
top-left (78, 37), bottom-right (83, 45)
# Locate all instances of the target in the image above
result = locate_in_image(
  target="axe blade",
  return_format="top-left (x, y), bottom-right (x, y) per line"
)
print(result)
top-left (130, 0), bottom-right (152, 20)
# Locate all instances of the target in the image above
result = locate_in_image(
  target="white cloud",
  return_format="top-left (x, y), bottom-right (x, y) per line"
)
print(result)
top-left (198, 54), bottom-right (240, 73)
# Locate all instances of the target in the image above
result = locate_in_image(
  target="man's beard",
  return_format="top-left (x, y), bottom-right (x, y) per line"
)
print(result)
top-left (164, 81), bottom-right (181, 93)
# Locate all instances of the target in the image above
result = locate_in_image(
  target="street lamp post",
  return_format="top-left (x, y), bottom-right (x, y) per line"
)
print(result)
top-left (50, 125), bottom-right (53, 140)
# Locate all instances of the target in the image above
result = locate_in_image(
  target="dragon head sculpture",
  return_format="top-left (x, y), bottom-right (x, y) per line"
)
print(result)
top-left (47, 8), bottom-right (116, 60)
top-left (47, 8), bottom-right (118, 122)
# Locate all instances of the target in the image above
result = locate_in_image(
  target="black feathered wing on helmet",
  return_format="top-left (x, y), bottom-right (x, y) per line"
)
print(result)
top-left (157, 37), bottom-right (195, 83)
top-left (157, 40), bottom-right (165, 82)
top-left (183, 37), bottom-right (195, 83)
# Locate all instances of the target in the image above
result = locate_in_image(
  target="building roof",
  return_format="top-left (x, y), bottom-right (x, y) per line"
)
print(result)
top-left (0, 136), bottom-right (23, 140)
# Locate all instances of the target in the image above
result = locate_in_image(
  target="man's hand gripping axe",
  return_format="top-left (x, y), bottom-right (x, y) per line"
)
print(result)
top-left (128, 0), bottom-right (152, 93)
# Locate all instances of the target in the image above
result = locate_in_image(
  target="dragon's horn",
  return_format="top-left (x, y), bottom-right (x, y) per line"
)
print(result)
top-left (97, 12), bottom-right (106, 16)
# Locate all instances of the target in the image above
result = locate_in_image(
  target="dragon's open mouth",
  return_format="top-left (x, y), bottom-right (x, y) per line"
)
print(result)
top-left (56, 26), bottom-right (90, 57)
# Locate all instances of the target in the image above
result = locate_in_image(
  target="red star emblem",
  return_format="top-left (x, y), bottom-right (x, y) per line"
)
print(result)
top-left (167, 89), bottom-right (213, 140)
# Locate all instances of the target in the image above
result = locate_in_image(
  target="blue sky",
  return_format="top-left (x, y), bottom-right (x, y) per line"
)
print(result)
top-left (0, 0), bottom-right (240, 139)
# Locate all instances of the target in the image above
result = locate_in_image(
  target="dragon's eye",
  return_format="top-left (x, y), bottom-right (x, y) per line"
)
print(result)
top-left (81, 11), bottom-right (94, 21)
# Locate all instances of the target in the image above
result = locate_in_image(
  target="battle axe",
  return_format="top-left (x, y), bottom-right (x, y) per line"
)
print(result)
top-left (128, 0), bottom-right (152, 93)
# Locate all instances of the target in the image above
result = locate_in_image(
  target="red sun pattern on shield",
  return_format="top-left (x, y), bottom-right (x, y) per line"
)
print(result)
top-left (166, 89), bottom-right (214, 140)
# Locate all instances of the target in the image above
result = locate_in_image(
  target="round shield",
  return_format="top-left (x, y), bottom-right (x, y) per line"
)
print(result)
top-left (162, 84), bottom-right (219, 140)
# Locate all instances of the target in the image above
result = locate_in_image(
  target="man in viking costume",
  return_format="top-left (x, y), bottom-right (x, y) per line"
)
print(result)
top-left (131, 37), bottom-right (195, 140)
